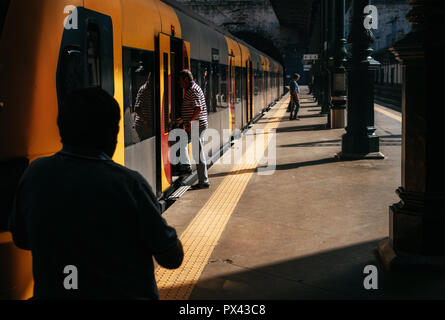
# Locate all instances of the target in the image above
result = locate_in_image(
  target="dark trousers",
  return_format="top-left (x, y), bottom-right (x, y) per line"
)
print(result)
top-left (289, 101), bottom-right (300, 120)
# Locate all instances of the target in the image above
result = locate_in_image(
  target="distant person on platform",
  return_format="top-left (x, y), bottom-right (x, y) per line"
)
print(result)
top-left (8, 87), bottom-right (183, 300)
top-left (175, 69), bottom-right (210, 190)
top-left (289, 73), bottom-right (301, 121)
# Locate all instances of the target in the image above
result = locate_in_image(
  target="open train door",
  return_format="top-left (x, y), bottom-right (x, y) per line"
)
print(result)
top-left (156, 33), bottom-right (190, 195)
top-left (157, 33), bottom-right (172, 194)
top-left (246, 60), bottom-right (251, 124)
top-left (249, 60), bottom-right (254, 123)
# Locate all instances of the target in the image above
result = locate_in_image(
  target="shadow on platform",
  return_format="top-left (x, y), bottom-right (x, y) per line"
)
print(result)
top-left (208, 157), bottom-right (339, 179)
top-left (276, 124), bottom-right (328, 133)
top-left (297, 114), bottom-right (326, 119)
top-left (157, 240), bottom-right (445, 300)
top-left (280, 139), bottom-right (342, 148)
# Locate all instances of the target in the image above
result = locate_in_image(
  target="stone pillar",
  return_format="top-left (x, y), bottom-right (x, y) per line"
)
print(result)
top-left (378, 0), bottom-right (445, 269)
top-left (337, 0), bottom-right (384, 159)
top-left (330, 0), bottom-right (348, 129)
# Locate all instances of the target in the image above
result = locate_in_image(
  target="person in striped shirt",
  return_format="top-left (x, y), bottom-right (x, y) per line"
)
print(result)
top-left (176, 69), bottom-right (210, 189)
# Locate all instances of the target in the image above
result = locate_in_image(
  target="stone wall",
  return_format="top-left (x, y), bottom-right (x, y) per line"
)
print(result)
top-left (175, 0), bottom-right (307, 83)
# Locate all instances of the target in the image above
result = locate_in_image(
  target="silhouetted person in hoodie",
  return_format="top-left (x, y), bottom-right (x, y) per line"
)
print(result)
top-left (9, 87), bottom-right (183, 300)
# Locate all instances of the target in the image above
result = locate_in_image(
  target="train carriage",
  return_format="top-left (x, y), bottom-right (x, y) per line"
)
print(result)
top-left (0, 0), bottom-right (283, 299)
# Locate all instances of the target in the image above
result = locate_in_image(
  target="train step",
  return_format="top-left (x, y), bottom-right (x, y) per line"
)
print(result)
top-left (167, 186), bottom-right (191, 201)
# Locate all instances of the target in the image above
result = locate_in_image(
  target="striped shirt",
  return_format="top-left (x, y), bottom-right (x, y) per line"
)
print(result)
top-left (182, 81), bottom-right (208, 131)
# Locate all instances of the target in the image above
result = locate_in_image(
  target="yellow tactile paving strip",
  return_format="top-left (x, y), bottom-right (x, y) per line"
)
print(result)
top-left (155, 99), bottom-right (288, 300)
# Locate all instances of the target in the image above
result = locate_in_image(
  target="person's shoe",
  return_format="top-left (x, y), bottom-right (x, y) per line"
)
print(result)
top-left (191, 182), bottom-right (210, 190)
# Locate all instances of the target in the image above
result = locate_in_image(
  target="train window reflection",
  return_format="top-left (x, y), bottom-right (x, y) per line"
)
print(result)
top-left (199, 62), bottom-right (210, 113)
top-left (235, 67), bottom-right (242, 106)
top-left (86, 23), bottom-right (101, 87)
top-left (123, 47), bottom-right (155, 147)
top-left (58, 46), bottom-right (83, 103)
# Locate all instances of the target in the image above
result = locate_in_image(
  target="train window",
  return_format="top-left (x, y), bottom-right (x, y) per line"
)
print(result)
top-left (190, 60), bottom-right (212, 113)
top-left (199, 61), bottom-right (211, 113)
top-left (0, 0), bottom-right (10, 37)
top-left (191, 59), bottom-right (200, 87)
top-left (270, 72), bottom-right (273, 90)
top-left (122, 47), bottom-right (155, 147)
top-left (57, 8), bottom-right (114, 105)
top-left (235, 67), bottom-right (242, 107)
top-left (254, 69), bottom-right (260, 96)
top-left (219, 64), bottom-right (228, 108)
top-left (211, 63), bottom-right (219, 113)
top-left (86, 23), bottom-right (101, 87)
top-left (265, 71), bottom-right (269, 98)
top-left (242, 66), bottom-right (247, 107)
top-left (58, 46), bottom-right (83, 103)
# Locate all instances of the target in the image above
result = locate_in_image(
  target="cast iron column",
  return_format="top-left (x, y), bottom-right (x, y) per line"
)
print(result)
top-left (330, 0), bottom-right (348, 129)
top-left (326, 0), bottom-right (335, 126)
top-left (313, 0), bottom-right (323, 104)
top-left (320, 0), bottom-right (330, 115)
top-left (312, 60), bottom-right (321, 104)
top-left (337, 0), bottom-right (384, 159)
top-left (378, 0), bottom-right (445, 269)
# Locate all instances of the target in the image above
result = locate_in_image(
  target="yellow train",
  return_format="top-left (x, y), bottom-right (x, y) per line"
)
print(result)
top-left (0, 0), bottom-right (284, 299)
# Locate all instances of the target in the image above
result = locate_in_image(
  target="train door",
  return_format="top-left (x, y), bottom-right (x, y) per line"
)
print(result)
top-left (156, 33), bottom-right (190, 194)
top-left (249, 61), bottom-right (254, 122)
top-left (157, 33), bottom-right (172, 193)
top-left (228, 53), bottom-right (235, 134)
top-left (211, 62), bottom-right (219, 112)
top-left (122, 48), bottom-right (157, 194)
top-left (170, 37), bottom-right (190, 179)
top-left (260, 67), bottom-right (266, 110)
top-left (171, 37), bottom-right (189, 122)
top-left (57, 7), bottom-right (114, 103)
top-left (275, 71), bottom-right (278, 101)
top-left (243, 62), bottom-right (248, 127)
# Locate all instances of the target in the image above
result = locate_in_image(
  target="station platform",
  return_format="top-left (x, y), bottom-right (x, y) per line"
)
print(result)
top-left (155, 87), bottom-right (445, 300)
